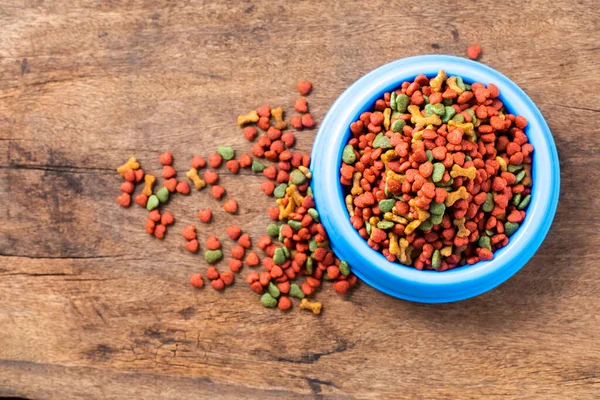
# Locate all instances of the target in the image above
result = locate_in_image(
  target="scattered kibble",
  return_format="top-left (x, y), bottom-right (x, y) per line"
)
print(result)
top-left (467, 45), bottom-right (482, 60)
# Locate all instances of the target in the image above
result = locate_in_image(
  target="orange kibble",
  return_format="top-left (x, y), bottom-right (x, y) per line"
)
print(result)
top-left (206, 266), bottom-right (219, 280)
top-left (162, 165), bottom-right (176, 179)
top-left (211, 278), bottom-right (225, 290)
top-left (250, 281), bottom-right (263, 294)
top-left (182, 225), bottom-right (196, 240)
top-left (231, 245), bottom-right (245, 260)
top-left (149, 209), bottom-right (161, 222)
top-left (161, 211), bottom-right (174, 225)
top-left (243, 126), bottom-right (258, 141)
top-left (192, 155), bottom-right (206, 169)
top-left (226, 226), bottom-right (242, 240)
top-left (123, 169), bottom-right (136, 182)
top-left (206, 235), bottom-right (221, 250)
top-left (164, 178), bottom-right (177, 192)
top-left (277, 296), bottom-right (292, 310)
top-left (229, 259), bottom-right (243, 273)
top-left (175, 181), bottom-right (190, 194)
top-left (239, 153), bottom-right (253, 167)
top-left (221, 271), bottom-right (234, 286)
top-left (134, 169), bottom-right (145, 182)
top-left (117, 192), bottom-right (131, 207)
top-left (294, 97), bottom-right (308, 113)
top-left (204, 170), bottom-right (219, 185)
top-left (238, 234), bottom-right (251, 249)
top-left (210, 185), bottom-right (225, 199)
top-left (120, 181), bottom-right (135, 194)
top-left (154, 224), bottom-right (166, 239)
top-left (198, 208), bottom-right (212, 223)
top-left (226, 160), bottom-right (240, 174)
top-left (223, 199), bottom-right (238, 214)
top-left (145, 219), bottom-right (155, 234)
top-left (301, 113), bottom-right (315, 128)
top-left (296, 81), bottom-right (312, 95)
top-left (467, 45), bottom-right (482, 60)
top-left (208, 153), bottom-right (222, 168)
top-left (245, 251), bottom-right (260, 267)
top-left (261, 180), bottom-right (275, 195)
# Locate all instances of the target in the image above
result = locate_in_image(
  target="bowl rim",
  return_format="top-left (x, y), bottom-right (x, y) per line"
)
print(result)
top-left (310, 54), bottom-right (560, 303)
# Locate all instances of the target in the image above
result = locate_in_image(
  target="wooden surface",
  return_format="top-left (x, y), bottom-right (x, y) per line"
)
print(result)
top-left (1, 1), bottom-right (599, 399)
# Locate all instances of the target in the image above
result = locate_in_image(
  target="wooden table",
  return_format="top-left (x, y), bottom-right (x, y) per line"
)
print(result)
top-left (1, 1), bottom-right (599, 398)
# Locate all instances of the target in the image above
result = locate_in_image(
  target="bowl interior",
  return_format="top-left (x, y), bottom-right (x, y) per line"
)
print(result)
top-left (310, 55), bottom-right (559, 302)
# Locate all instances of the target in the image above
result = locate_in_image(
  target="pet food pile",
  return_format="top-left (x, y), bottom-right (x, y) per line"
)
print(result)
top-left (115, 81), bottom-right (356, 314)
top-left (340, 70), bottom-right (533, 271)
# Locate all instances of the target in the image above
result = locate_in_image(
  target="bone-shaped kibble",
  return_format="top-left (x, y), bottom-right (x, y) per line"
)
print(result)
top-left (300, 298), bottom-right (322, 315)
top-left (429, 69), bottom-right (448, 93)
top-left (237, 110), bottom-right (259, 126)
top-left (445, 76), bottom-right (465, 95)
top-left (345, 194), bottom-right (355, 217)
top-left (399, 238), bottom-right (413, 265)
top-left (522, 164), bottom-right (532, 187)
top-left (445, 186), bottom-right (469, 207)
top-left (351, 172), bottom-right (364, 196)
top-left (369, 216), bottom-right (380, 228)
top-left (385, 170), bottom-right (406, 183)
top-left (450, 164), bottom-right (477, 180)
top-left (298, 165), bottom-right (312, 179)
top-left (496, 156), bottom-right (508, 172)
top-left (447, 120), bottom-right (475, 137)
top-left (440, 246), bottom-right (453, 257)
top-left (383, 108), bottom-right (391, 131)
top-left (404, 219), bottom-right (421, 235)
top-left (408, 105), bottom-right (442, 126)
top-left (453, 218), bottom-right (471, 238)
top-left (286, 184), bottom-right (304, 207)
top-left (381, 149), bottom-right (398, 164)
top-left (415, 208), bottom-right (431, 222)
top-left (185, 168), bottom-right (206, 190)
top-left (270, 107), bottom-right (287, 130)
top-left (117, 157), bottom-right (139, 177)
top-left (384, 212), bottom-right (408, 225)
top-left (142, 174), bottom-right (156, 196)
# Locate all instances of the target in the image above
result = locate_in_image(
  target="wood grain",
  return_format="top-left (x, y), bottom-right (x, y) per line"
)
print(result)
top-left (1, 1), bottom-right (599, 399)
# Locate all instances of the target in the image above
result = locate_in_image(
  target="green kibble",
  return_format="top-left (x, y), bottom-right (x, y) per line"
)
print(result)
top-left (251, 160), bottom-right (266, 173)
top-left (290, 169), bottom-right (306, 185)
top-left (515, 169), bottom-right (526, 184)
top-left (260, 293), bottom-right (278, 308)
top-left (373, 133), bottom-right (392, 149)
top-left (508, 164), bottom-right (524, 173)
top-left (274, 183), bottom-right (288, 198)
top-left (278, 224), bottom-right (284, 242)
top-left (309, 239), bottom-right (318, 252)
top-left (288, 220), bottom-right (302, 231)
top-left (308, 208), bottom-right (320, 222)
top-left (378, 198), bottom-right (396, 213)
top-left (419, 219), bottom-right (433, 231)
top-left (478, 236), bottom-right (492, 251)
top-left (442, 98), bottom-right (453, 106)
top-left (217, 146), bottom-right (235, 161)
top-left (429, 201), bottom-right (446, 215)
top-left (391, 119), bottom-right (406, 132)
top-left (146, 195), bottom-right (159, 211)
top-left (485, 229), bottom-right (495, 237)
top-left (156, 187), bottom-right (169, 203)
top-left (512, 193), bottom-right (522, 206)
top-left (282, 245), bottom-right (290, 258)
top-left (273, 248), bottom-right (286, 265)
top-left (267, 224), bottom-right (279, 237)
top-left (432, 163), bottom-right (446, 183)
top-left (423, 95), bottom-right (429, 105)
top-left (392, 111), bottom-right (402, 119)
top-left (431, 103), bottom-right (446, 116)
top-left (424, 104), bottom-right (435, 117)
top-left (429, 213), bottom-right (444, 225)
top-left (452, 113), bottom-right (465, 123)
top-left (504, 222), bottom-right (519, 237)
top-left (305, 257), bottom-right (313, 275)
top-left (465, 108), bottom-right (477, 124)
top-left (426, 149), bottom-right (434, 162)
top-left (396, 94), bottom-right (410, 113)
top-left (390, 92), bottom-right (397, 111)
top-left (377, 220), bottom-right (395, 230)
top-left (465, 155), bottom-right (472, 161)
top-left (384, 183), bottom-right (390, 197)
top-left (482, 193), bottom-right (494, 212)
top-left (365, 220), bottom-right (372, 236)
top-left (455, 76), bottom-right (466, 91)
top-left (289, 283), bottom-right (305, 299)
top-left (464, 83), bottom-right (472, 91)
top-left (431, 249), bottom-right (441, 270)
top-left (204, 249), bottom-right (223, 264)
top-left (518, 194), bottom-right (531, 210)
top-left (268, 282), bottom-right (280, 298)
top-left (339, 260), bottom-right (350, 276)
top-left (436, 178), bottom-right (454, 188)
top-left (342, 144), bottom-right (356, 164)
top-left (307, 187), bottom-right (313, 197)
top-left (442, 106), bottom-right (456, 123)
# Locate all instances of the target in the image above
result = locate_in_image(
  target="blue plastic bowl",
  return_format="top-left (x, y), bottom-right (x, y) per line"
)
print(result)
top-left (311, 55), bottom-right (560, 303)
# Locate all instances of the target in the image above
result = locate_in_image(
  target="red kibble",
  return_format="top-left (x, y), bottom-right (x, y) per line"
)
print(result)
top-left (154, 224), bottom-right (166, 239)
top-left (189, 273), bottom-right (204, 288)
top-left (294, 97), bottom-right (308, 113)
top-left (159, 152), bottom-right (173, 165)
top-left (123, 169), bottom-right (135, 182)
top-left (164, 178), bottom-right (177, 192)
top-left (301, 113), bottom-right (315, 128)
top-left (221, 272), bottom-right (234, 286)
top-left (175, 181), bottom-right (190, 194)
top-left (161, 211), bottom-right (174, 225)
top-left (210, 185), bottom-right (225, 199)
top-left (198, 208), bottom-right (212, 223)
top-left (226, 160), bottom-right (240, 174)
top-left (120, 181), bottom-right (135, 194)
top-left (231, 245), bottom-right (245, 260)
top-left (182, 225), bottom-right (196, 240)
top-left (277, 296), bottom-right (292, 310)
top-left (239, 153), bottom-right (253, 167)
top-left (206, 266), bottom-right (219, 280)
top-left (185, 239), bottom-right (199, 253)
top-left (226, 226), bottom-right (242, 240)
top-left (145, 219), bottom-right (155, 234)
top-left (223, 199), bottom-right (238, 214)
top-left (257, 105), bottom-right (271, 118)
top-left (245, 251), bottom-right (260, 267)
top-left (467, 45), bottom-right (482, 60)
top-left (135, 193), bottom-right (148, 207)
top-left (192, 155), bottom-right (206, 168)
top-left (149, 210), bottom-right (161, 222)
top-left (229, 259), bottom-right (243, 273)
top-left (162, 165), bottom-right (176, 179)
top-left (333, 280), bottom-right (350, 294)
top-left (208, 153), bottom-right (222, 168)
top-left (211, 279), bottom-right (225, 290)
top-left (296, 81), bottom-right (312, 95)
top-left (238, 234), bottom-right (251, 249)
top-left (261, 180), bottom-right (275, 195)
top-left (206, 236), bottom-right (221, 251)
top-left (243, 126), bottom-right (258, 141)
top-left (290, 116), bottom-right (303, 130)
top-left (204, 170), bottom-right (219, 185)
top-left (117, 192), bottom-right (131, 207)
top-left (134, 169), bottom-right (145, 182)
top-left (281, 132), bottom-right (295, 148)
